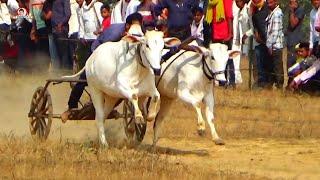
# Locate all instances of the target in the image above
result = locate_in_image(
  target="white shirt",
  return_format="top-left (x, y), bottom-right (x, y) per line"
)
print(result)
top-left (0, 0), bottom-right (19, 25)
top-left (191, 16), bottom-right (204, 41)
top-left (111, 0), bottom-right (140, 24)
top-left (69, 0), bottom-right (80, 37)
top-left (233, 2), bottom-right (254, 54)
top-left (310, 8), bottom-right (320, 48)
top-left (78, 0), bottom-right (103, 40)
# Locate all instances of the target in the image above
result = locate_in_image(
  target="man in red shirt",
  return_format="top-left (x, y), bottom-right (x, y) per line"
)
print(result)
top-left (205, 0), bottom-right (234, 86)
top-left (211, 0), bottom-right (233, 42)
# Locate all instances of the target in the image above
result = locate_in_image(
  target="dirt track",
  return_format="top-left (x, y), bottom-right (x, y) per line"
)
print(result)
top-left (0, 73), bottom-right (320, 179)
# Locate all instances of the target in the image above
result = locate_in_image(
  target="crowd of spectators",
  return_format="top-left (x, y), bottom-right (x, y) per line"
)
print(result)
top-left (0, 0), bottom-right (319, 92)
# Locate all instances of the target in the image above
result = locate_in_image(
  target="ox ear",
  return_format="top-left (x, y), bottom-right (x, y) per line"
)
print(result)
top-left (228, 50), bottom-right (241, 59)
top-left (164, 37), bottom-right (181, 48)
top-left (122, 34), bottom-right (145, 44)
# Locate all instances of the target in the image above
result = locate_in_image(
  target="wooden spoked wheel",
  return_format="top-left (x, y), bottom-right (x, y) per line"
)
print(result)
top-left (29, 87), bottom-right (53, 140)
top-left (123, 100), bottom-right (147, 144)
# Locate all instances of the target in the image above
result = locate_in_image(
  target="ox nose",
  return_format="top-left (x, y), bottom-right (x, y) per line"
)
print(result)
top-left (153, 68), bottom-right (161, 76)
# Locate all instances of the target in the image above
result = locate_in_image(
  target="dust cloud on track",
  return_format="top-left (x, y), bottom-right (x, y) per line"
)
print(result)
top-left (0, 73), bottom-right (126, 146)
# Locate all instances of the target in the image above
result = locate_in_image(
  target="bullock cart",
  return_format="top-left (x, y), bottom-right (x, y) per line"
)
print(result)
top-left (27, 78), bottom-right (146, 143)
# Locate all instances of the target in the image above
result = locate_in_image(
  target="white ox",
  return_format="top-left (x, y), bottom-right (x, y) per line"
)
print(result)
top-left (69, 30), bottom-right (170, 147)
top-left (153, 43), bottom-right (238, 145)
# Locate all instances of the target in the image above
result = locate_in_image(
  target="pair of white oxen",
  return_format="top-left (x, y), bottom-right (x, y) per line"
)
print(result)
top-left (66, 24), bottom-right (238, 148)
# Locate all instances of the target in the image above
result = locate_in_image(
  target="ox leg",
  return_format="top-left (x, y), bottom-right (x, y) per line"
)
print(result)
top-left (104, 96), bottom-right (119, 120)
top-left (153, 97), bottom-right (173, 147)
top-left (203, 92), bottom-right (225, 145)
top-left (178, 89), bottom-right (206, 136)
top-left (90, 87), bottom-right (108, 147)
top-left (147, 89), bottom-right (160, 122)
top-left (131, 94), bottom-right (144, 124)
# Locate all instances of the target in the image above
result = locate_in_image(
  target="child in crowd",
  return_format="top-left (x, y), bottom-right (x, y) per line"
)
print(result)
top-left (15, 8), bottom-right (32, 30)
top-left (191, 6), bottom-right (204, 46)
top-left (94, 4), bottom-right (111, 35)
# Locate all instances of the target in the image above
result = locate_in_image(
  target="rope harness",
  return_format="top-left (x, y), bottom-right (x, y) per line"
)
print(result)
top-left (156, 50), bottom-right (225, 87)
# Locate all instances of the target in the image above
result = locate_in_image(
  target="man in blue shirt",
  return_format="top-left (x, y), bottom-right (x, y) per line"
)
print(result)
top-left (91, 24), bottom-right (126, 52)
top-left (61, 13), bottom-right (143, 122)
top-left (155, 0), bottom-right (199, 41)
top-left (52, 0), bottom-right (71, 69)
top-left (91, 13), bottom-right (143, 51)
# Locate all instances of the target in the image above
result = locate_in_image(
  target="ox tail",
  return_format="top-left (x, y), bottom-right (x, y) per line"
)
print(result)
top-left (61, 66), bottom-right (85, 79)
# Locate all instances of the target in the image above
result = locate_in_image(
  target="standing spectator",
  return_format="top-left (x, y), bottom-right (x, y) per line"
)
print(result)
top-left (30, 0), bottom-right (50, 70)
top-left (286, 0), bottom-right (305, 71)
top-left (251, 0), bottom-right (269, 87)
top-left (191, 6), bottom-right (204, 46)
top-left (204, 0), bottom-right (233, 85)
top-left (266, 0), bottom-right (284, 88)
top-left (42, 0), bottom-right (59, 70)
top-left (111, 0), bottom-right (140, 24)
top-left (68, 0), bottom-right (80, 71)
top-left (0, 0), bottom-right (19, 59)
top-left (137, 0), bottom-right (156, 30)
top-left (77, 0), bottom-right (102, 68)
top-left (310, 0), bottom-right (320, 57)
top-left (233, 0), bottom-right (254, 84)
top-left (155, 0), bottom-right (199, 41)
top-left (52, 0), bottom-right (71, 69)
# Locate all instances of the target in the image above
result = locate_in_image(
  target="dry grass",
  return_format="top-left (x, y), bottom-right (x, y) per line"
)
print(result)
top-left (0, 61), bottom-right (320, 179)
top-left (0, 134), bottom-right (265, 180)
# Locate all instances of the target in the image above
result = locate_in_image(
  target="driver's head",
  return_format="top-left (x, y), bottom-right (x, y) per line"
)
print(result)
top-left (125, 13), bottom-right (143, 32)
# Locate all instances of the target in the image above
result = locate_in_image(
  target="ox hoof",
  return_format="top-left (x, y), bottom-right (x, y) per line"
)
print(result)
top-left (146, 114), bottom-right (156, 122)
top-left (99, 143), bottom-right (109, 150)
top-left (213, 138), bottom-right (225, 145)
top-left (135, 116), bottom-right (144, 124)
top-left (197, 129), bottom-right (206, 136)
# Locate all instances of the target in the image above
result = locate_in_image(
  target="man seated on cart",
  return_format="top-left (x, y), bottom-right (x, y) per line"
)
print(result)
top-left (61, 13), bottom-right (144, 122)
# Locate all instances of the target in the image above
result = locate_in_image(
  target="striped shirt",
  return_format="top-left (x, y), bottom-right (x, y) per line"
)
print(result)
top-left (266, 5), bottom-right (284, 50)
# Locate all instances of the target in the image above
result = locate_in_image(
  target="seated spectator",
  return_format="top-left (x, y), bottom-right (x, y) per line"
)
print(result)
top-left (288, 42), bottom-right (316, 84)
top-left (289, 59), bottom-right (320, 92)
top-left (137, 0), bottom-right (156, 30)
top-left (191, 6), bottom-right (204, 46)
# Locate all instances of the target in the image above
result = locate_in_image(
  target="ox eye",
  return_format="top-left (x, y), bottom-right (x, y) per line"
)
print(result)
top-left (146, 44), bottom-right (150, 48)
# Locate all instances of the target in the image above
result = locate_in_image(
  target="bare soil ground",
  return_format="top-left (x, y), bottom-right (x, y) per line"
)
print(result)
top-left (0, 68), bottom-right (320, 179)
